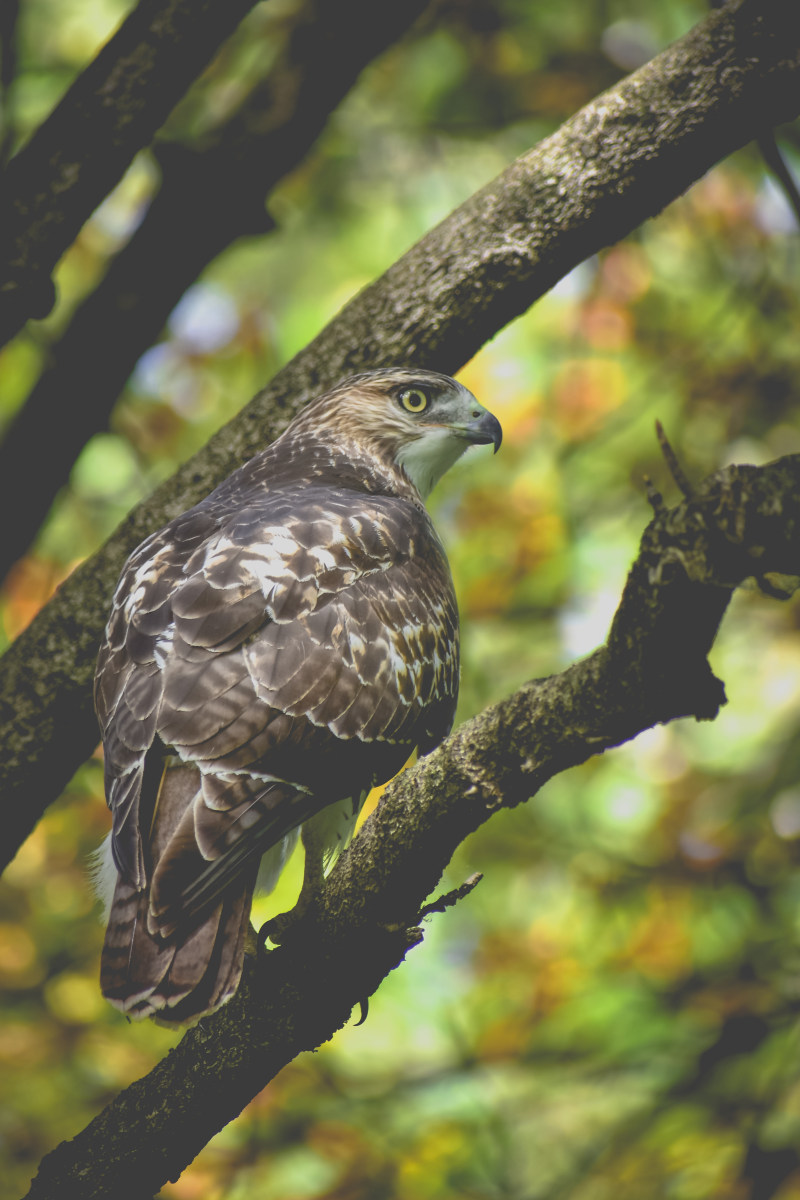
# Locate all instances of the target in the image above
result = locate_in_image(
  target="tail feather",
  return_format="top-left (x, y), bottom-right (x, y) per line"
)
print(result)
top-left (99, 759), bottom-right (258, 1021)
top-left (206, 878), bottom-right (254, 1012)
top-left (100, 867), bottom-right (256, 1020)
top-left (154, 874), bottom-right (255, 1024)
top-left (99, 875), bottom-right (178, 1010)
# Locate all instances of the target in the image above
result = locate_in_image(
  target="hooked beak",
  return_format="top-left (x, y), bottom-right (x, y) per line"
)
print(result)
top-left (461, 409), bottom-right (503, 454)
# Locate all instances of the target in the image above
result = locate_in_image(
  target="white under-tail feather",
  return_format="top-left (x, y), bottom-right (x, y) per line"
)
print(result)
top-left (88, 833), bottom-right (120, 923)
top-left (91, 825), bottom-right (308, 924)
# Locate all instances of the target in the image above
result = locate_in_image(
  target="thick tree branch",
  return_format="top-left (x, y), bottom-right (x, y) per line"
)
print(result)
top-left (0, 0), bottom-right (260, 347)
top-left (1, 0), bottom-right (799, 871)
top-left (0, 0), bottom-right (431, 582)
top-left (25, 454), bottom-right (800, 1200)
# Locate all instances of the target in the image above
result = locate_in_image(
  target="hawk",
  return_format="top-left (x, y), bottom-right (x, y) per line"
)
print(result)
top-left (93, 368), bottom-right (502, 1022)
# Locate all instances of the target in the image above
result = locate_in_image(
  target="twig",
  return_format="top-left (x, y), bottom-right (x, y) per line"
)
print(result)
top-left (643, 474), bottom-right (665, 514)
top-left (418, 873), bottom-right (484, 918)
top-left (655, 420), bottom-right (695, 499)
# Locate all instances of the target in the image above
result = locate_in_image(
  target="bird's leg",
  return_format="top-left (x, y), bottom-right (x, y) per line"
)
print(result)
top-left (259, 823), bottom-right (327, 947)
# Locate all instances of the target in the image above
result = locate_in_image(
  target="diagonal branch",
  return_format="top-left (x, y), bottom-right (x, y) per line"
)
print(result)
top-left (0, 0), bottom-right (431, 582)
top-left (24, 452), bottom-right (800, 1199)
top-left (1, 0), bottom-right (799, 872)
top-left (0, 0), bottom-right (261, 347)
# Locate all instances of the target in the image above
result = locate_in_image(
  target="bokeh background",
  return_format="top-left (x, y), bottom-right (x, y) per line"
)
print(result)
top-left (2, 0), bottom-right (800, 1196)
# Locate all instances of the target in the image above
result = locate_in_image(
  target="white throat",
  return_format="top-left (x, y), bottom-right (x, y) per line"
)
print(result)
top-left (395, 429), bottom-right (469, 498)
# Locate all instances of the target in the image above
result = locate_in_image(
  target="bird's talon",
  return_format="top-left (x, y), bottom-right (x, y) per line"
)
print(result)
top-left (354, 997), bottom-right (369, 1026)
top-left (259, 916), bottom-right (286, 948)
top-left (257, 920), bottom-right (275, 953)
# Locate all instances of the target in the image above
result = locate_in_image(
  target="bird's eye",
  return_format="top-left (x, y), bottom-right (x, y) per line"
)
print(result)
top-left (399, 388), bottom-right (428, 413)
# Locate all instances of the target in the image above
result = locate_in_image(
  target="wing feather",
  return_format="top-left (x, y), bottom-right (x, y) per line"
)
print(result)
top-left (96, 466), bottom-right (461, 1017)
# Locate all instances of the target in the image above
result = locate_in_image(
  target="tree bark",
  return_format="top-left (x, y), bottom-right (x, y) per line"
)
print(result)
top-left (24, 452), bottom-right (800, 1199)
top-left (0, 0), bottom-right (259, 347)
top-left (1, 0), bottom-right (799, 868)
top-left (0, 0), bottom-right (431, 582)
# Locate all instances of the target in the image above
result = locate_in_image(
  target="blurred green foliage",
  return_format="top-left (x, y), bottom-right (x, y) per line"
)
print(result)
top-left (2, 0), bottom-right (800, 1197)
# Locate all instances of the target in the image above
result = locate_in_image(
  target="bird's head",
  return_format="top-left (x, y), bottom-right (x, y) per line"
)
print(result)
top-left (290, 368), bottom-right (502, 498)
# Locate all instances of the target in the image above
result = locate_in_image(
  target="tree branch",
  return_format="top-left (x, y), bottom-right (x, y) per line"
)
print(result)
top-left (0, 0), bottom-right (261, 347)
top-left (25, 453), bottom-right (800, 1199)
top-left (0, 0), bottom-right (431, 583)
top-left (1, 0), bottom-right (799, 871)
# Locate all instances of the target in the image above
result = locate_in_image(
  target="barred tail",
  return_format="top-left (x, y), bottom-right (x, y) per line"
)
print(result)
top-left (99, 869), bottom-right (255, 1022)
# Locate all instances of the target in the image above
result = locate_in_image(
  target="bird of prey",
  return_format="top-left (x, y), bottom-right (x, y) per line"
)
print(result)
top-left (93, 368), bottom-right (502, 1022)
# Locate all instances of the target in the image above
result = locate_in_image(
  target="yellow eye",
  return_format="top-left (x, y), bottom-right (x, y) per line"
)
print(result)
top-left (399, 388), bottom-right (428, 413)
